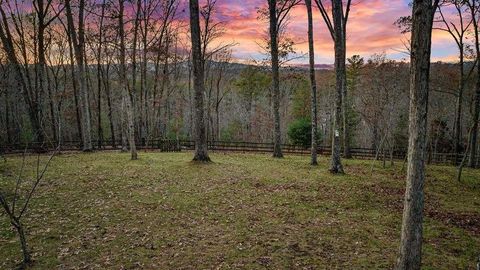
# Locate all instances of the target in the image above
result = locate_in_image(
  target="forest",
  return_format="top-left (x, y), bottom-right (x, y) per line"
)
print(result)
top-left (0, 0), bottom-right (480, 269)
top-left (0, 0), bottom-right (478, 162)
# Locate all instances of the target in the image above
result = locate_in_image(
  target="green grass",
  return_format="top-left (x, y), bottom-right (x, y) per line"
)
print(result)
top-left (0, 151), bottom-right (479, 269)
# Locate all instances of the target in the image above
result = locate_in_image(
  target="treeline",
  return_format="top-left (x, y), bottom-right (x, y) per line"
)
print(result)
top-left (0, 0), bottom-right (478, 166)
top-left (0, 0), bottom-right (186, 150)
top-left (0, 51), bottom-right (477, 160)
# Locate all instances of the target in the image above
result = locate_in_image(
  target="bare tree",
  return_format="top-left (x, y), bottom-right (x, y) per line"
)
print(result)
top-left (314, 0), bottom-right (352, 172)
top-left (266, 0), bottom-right (300, 158)
top-left (33, 0), bottom-right (63, 144)
top-left (118, 0), bottom-right (138, 160)
top-left (305, 0), bottom-right (318, 165)
top-left (199, 0), bottom-right (235, 142)
top-left (190, 0), bottom-right (210, 162)
top-left (138, 0), bottom-right (179, 144)
top-left (436, 0), bottom-right (473, 164)
top-left (59, 15), bottom-right (84, 146)
top-left (0, 2), bottom-right (46, 146)
top-left (206, 51), bottom-right (233, 141)
top-left (396, 0), bottom-right (440, 269)
top-left (0, 148), bottom-right (57, 267)
top-left (65, 0), bottom-right (93, 151)
top-left (89, 0), bottom-right (108, 149)
top-left (467, 0), bottom-right (480, 168)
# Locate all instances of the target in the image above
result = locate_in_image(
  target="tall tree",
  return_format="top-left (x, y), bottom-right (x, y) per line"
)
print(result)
top-left (436, 0), bottom-right (472, 165)
top-left (315, 0), bottom-right (352, 172)
top-left (138, 0), bottom-right (178, 143)
top-left (97, 0), bottom-right (107, 149)
top-left (33, 0), bottom-right (62, 144)
top-left (467, 0), bottom-right (480, 168)
top-left (0, 3), bottom-right (45, 145)
top-left (346, 55), bottom-right (363, 149)
top-left (118, 0), bottom-right (138, 160)
top-left (305, 0), bottom-right (318, 165)
top-left (266, 0), bottom-right (300, 158)
top-left (199, 0), bottom-right (234, 142)
top-left (60, 17), bottom-right (83, 146)
top-left (190, 0), bottom-right (211, 162)
top-left (131, 0), bottom-right (142, 141)
top-left (65, 0), bottom-right (93, 151)
top-left (396, 0), bottom-right (439, 269)
top-left (268, 0), bottom-right (282, 158)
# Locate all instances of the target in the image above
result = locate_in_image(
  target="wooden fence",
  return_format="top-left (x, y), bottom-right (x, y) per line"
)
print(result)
top-left (1, 139), bottom-right (479, 167)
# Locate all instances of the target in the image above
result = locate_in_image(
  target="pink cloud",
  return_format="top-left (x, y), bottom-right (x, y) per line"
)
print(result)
top-left (200, 0), bottom-right (459, 64)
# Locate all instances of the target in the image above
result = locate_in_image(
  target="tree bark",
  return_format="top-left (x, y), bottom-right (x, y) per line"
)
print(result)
top-left (330, 0), bottom-right (344, 173)
top-left (141, 4), bottom-right (149, 144)
top-left (65, 0), bottom-right (92, 151)
top-left (306, 0), bottom-right (318, 165)
top-left (454, 46), bottom-right (465, 165)
top-left (96, 1), bottom-right (107, 149)
top-left (12, 220), bottom-right (31, 265)
top-left (131, 0), bottom-right (141, 140)
top-left (469, 0), bottom-right (480, 168)
top-left (268, 0), bottom-right (284, 158)
top-left (341, 36), bottom-right (351, 159)
top-left (190, 0), bottom-right (211, 162)
top-left (396, 1), bottom-right (437, 269)
top-left (66, 28), bottom-right (83, 146)
top-left (104, 64), bottom-right (116, 147)
top-left (4, 88), bottom-right (11, 144)
top-left (36, 0), bottom-right (50, 142)
top-left (119, 0), bottom-right (138, 160)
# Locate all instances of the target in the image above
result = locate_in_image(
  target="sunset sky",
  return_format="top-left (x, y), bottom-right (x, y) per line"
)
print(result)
top-left (189, 0), bottom-right (459, 64)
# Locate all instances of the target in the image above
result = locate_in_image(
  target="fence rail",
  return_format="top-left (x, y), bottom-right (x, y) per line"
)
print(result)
top-left (1, 139), bottom-right (479, 167)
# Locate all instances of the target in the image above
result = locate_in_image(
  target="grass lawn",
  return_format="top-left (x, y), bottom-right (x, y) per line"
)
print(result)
top-left (0, 151), bottom-right (479, 269)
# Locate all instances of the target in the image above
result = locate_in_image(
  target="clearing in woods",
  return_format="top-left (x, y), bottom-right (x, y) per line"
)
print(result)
top-left (0, 152), bottom-right (479, 269)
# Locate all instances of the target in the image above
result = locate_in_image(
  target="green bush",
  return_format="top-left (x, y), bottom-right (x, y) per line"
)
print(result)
top-left (287, 118), bottom-right (320, 148)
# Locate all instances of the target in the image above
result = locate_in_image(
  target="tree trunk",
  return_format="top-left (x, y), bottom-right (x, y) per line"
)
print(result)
top-left (121, 99), bottom-right (128, 152)
top-left (470, 87), bottom-right (480, 168)
top-left (104, 69), bottom-right (116, 148)
top-left (46, 71), bottom-right (57, 143)
top-left (85, 56), bottom-right (95, 143)
top-left (268, 0), bottom-right (284, 158)
top-left (65, 0), bottom-right (92, 151)
top-left (141, 12), bottom-right (149, 144)
top-left (469, 1), bottom-right (480, 168)
top-left (119, 0), bottom-right (137, 160)
top-left (13, 220), bottom-right (31, 265)
top-left (132, 0), bottom-right (141, 140)
top-left (306, 0), bottom-right (318, 165)
top-left (96, 1), bottom-right (106, 149)
top-left (215, 104), bottom-right (220, 140)
top-left (66, 29), bottom-right (83, 146)
top-left (36, 2), bottom-right (49, 143)
top-left (330, 0), bottom-right (344, 173)
top-left (96, 72), bottom-right (103, 149)
top-left (159, 44), bottom-right (169, 138)
top-left (341, 38), bottom-right (351, 159)
top-left (454, 46), bottom-right (465, 165)
top-left (0, 7), bottom-right (44, 145)
top-left (396, 1), bottom-right (437, 269)
top-left (77, 50), bottom-right (92, 151)
top-left (190, 0), bottom-right (211, 162)
top-left (4, 89), bottom-right (11, 144)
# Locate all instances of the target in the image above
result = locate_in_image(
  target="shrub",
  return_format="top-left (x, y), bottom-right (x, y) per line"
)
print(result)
top-left (287, 118), bottom-right (320, 148)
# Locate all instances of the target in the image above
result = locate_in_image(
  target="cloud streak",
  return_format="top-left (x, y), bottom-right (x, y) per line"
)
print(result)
top-left (201, 0), bottom-right (458, 64)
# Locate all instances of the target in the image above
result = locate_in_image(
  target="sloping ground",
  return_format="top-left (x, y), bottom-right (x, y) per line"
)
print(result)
top-left (0, 152), bottom-right (479, 269)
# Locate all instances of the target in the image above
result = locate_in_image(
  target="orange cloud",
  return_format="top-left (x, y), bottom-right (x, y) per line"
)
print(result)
top-left (205, 0), bottom-right (460, 64)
